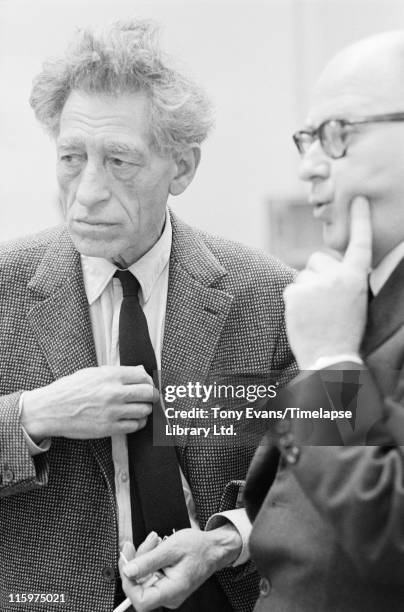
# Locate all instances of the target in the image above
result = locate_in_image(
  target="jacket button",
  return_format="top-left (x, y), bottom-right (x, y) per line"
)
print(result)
top-left (259, 577), bottom-right (271, 596)
top-left (102, 566), bottom-right (116, 583)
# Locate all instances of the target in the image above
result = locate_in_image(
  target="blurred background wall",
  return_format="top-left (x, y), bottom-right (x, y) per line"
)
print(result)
top-left (1, 0), bottom-right (404, 266)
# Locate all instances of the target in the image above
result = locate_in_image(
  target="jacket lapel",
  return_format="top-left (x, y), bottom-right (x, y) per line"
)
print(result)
top-left (26, 229), bottom-right (97, 378)
top-left (162, 213), bottom-right (234, 467)
top-left (26, 227), bottom-right (114, 490)
top-left (362, 258), bottom-right (404, 356)
top-left (362, 257), bottom-right (404, 394)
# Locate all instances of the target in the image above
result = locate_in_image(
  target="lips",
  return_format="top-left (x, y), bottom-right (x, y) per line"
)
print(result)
top-left (308, 194), bottom-right (333, 217)
top-left (74, 219), bottom-right (116, 227)
top-left (312, 201), bottom-right (333, 220)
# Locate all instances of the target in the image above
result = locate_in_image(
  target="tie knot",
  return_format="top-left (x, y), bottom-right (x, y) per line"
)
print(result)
top-left (114, 270), bottom-right (140, 297)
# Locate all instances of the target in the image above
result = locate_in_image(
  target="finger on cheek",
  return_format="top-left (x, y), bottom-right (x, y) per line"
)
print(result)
top-left (345, 196), bottom-right (372, 270)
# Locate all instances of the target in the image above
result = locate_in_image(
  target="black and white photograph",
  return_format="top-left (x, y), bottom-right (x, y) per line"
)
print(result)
top-left (1, 0), bottom-right (404, 610)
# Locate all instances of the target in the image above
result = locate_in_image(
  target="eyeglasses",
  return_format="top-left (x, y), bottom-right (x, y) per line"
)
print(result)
top-left (293, 112), bottom-right (404, 159)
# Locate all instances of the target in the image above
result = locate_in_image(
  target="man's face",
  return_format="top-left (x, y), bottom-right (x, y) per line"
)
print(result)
top-left (298, 60), bottom-right (404, 264)
top-left (57, 90), bottom-right (178, 265)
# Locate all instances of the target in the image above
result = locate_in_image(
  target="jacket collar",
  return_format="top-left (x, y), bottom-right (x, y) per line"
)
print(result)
top-left (362, 257), bottom-right (404, 357)
top-left (168, 209), bottom-right (228, 287)
top-left (27, 212), bottom-right (229, 299)
top-left (27, 227), bottom-right (81, 299)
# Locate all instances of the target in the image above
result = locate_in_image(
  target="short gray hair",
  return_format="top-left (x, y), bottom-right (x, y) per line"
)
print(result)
top-left (29, 19), bottom-right (214, 154)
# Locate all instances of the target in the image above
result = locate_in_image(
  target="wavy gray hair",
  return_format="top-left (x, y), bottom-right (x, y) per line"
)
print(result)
top-left (29, 19), bottom-right (214, 154)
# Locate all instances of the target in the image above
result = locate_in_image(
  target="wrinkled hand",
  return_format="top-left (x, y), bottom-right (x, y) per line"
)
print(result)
top-left (120, 526), bottom-right (241, 611)
top-left (283, 196), bottom-right (372, 369)
top-left (120, 534), bottom-right (164, 592)
top-left (21, 365), bottom-right (158, 441)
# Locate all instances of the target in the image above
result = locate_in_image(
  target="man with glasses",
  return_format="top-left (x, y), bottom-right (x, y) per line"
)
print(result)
top-left (245, 31), bottom-right (404, 611)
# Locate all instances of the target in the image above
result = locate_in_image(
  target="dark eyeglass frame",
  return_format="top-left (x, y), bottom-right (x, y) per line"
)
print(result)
top-left (293, 112), bottom-right (404, 159)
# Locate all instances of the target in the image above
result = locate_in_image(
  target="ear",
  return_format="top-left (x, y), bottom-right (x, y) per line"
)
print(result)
top-left (169, 145), bottom-right (201, 196)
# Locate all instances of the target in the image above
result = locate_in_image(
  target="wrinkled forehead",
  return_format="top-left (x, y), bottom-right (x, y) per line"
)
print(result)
top-left (306, 41), bottom-right (404, 127)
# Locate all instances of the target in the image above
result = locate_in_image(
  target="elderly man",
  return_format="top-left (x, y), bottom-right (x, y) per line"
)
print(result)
top-left (245, 31), bottom-right (404, 611)
top-left (0, 19), bottom-right (295, 612)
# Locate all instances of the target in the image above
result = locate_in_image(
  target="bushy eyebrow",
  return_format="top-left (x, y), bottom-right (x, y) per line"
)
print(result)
top-left (103, 140), bottom-right (141, 154)
top-left (56, 137), bottom-right (146, 161)
top-left (104, 141), bottom-right (147, 163)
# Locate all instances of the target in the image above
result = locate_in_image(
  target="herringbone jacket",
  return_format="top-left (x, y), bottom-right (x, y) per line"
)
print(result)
top-left (0, 211), bottom-right (295, 611)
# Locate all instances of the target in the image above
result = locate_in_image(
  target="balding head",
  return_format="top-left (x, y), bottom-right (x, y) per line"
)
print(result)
top-left (312, 31), bottom-right (404, 117)
top-left (298, 30), bottom-right (404, 265)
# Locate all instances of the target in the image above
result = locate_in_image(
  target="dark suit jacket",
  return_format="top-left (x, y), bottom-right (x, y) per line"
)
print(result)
top-left (0, 212), bottom-right (295, 611)
top-left (245, 258), bottom-right (404, 611)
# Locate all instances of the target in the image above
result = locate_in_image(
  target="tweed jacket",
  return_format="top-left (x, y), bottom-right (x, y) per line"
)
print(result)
top-left (244, 258), bottom-right (404, 611)
top-left (0, 211), bottom-right (295, 612)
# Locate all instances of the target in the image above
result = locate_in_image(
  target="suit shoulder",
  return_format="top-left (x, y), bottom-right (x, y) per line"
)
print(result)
top-left (196, 228), bottom-right (296, 289)
top-left (0, 225), bottom-right (64, 262)
top-left (0, 225), bottom-right (65, 279)
top-left (0, 226), bottom-right (65, 258)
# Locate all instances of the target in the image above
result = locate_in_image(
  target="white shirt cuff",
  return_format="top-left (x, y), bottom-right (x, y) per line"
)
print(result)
top-left (18, 393), bottom-right (51, 456)
top-left (205, 508), bottom-right (251, 566)
top-left (308, 354), bottom-right (364, 371)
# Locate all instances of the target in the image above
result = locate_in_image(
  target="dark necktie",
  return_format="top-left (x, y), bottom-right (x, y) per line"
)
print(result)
top-left (114, 269), bottom-right (191, 546)
top-left (114, 270), bottom-right (232, 612)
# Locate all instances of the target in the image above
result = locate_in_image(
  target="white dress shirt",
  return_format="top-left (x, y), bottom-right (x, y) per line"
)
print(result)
top-left (81, 211), bottom-right (179, 550)
top-left (369, 240), bottom-right (404, 296)
top-left (22, 210), bottom-right (250, 565)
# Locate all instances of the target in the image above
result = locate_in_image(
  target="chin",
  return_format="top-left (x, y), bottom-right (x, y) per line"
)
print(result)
top-left (69, 234), bottom-right (116, 259)
top-left (322, 226), bottom-right (349, 254)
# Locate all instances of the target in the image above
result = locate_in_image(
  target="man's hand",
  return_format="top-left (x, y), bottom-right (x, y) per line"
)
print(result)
top-left (119, 526), bottom-right (241, 611)
top-left (120, 534), bottom-right (163, 592)
top-left (284, 196), bottom-right (372, 369)
top-left (21, 365), bottom-right (158, 441)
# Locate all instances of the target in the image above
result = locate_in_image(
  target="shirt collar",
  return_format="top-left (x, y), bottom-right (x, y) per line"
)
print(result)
top-left (81, 209), bottom-right (172, 305)
top-left (369, 240), bottom-right (404, 296)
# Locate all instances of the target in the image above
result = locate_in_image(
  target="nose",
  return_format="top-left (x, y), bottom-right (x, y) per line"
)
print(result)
top-left (298, 140), bottom-right (330, 183)
top-left (76, 161), bottom-right (111, 208)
